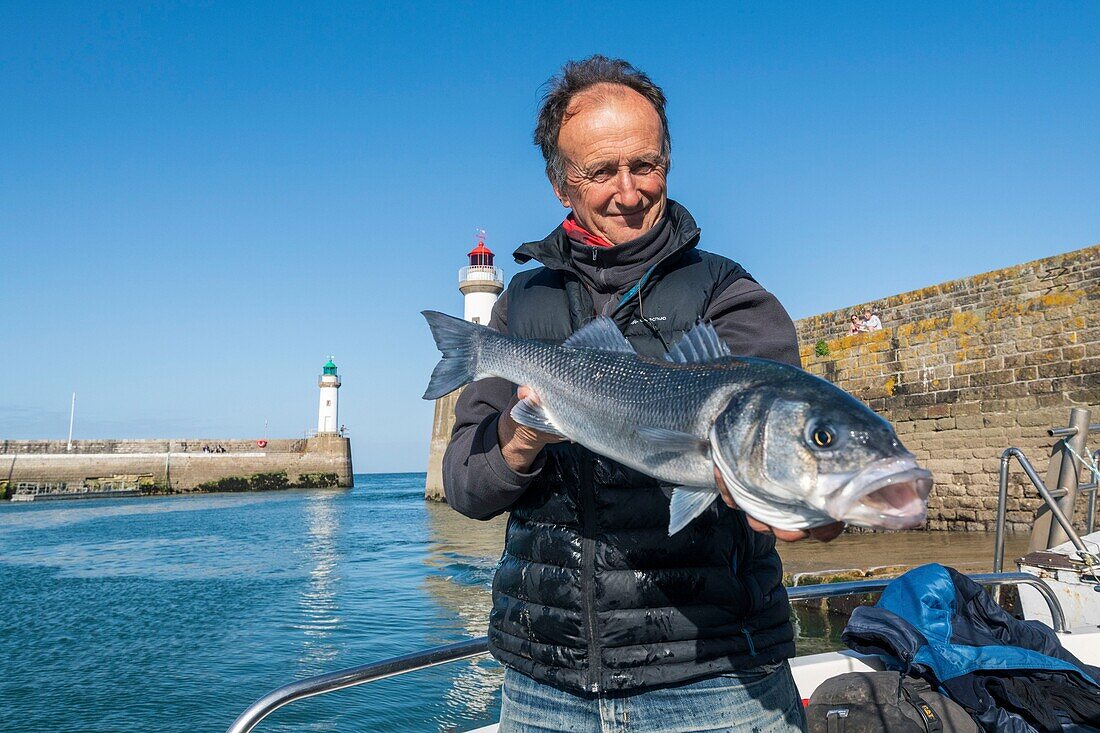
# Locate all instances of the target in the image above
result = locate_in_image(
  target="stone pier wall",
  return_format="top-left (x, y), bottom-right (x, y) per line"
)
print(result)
top-left (1, 435), bottom-right (354, 494)
top-left (425, 391), bottom-right (462, 502)
top-left (796, 244), bottom-right (1098, 530)
top-left (425, 245), bottom-right (1099, 531)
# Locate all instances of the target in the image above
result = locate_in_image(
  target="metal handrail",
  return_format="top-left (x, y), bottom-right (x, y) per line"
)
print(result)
top-left (788, 572), bottom-right (1066, 633)
top-left (226, 638), bottom-right (489, 733)
top-left (458, 265), bottom-right (504, 284)
top-left (993, 447), bottom-right (1095, 573)
top-left (1087, 449), bottom-right (1100, 533)
top-left (225, 573), bottom-right (1065, 733)
top-left (1048, 423), bottom-right (1100, 438)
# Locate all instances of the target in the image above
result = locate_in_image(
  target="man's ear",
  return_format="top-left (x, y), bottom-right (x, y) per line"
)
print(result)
top-left (550, 177), bottom-right (572, 209)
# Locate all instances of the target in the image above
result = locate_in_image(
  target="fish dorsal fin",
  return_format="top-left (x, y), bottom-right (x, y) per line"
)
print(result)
top-left (562, 317), bottom-right (634, 353)
top-left (664, 321), bottom-right (731, 364)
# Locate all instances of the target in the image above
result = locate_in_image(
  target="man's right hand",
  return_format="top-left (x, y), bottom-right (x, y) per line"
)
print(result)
top-left (497, 386), bottom-right (567, 472)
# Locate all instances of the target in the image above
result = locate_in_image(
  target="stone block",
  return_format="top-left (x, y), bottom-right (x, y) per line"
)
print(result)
top-left (1013, 366), bottom-right (1038, 381)
top-left (1016, 410), bottom-right (1056, 427)
top-left (955, 415), bottom-right (984, 430)
top-left (986, 383), bottom-right (1032, 399)
top-left (970, 370), bottom-right (1014, 387)
top-left (1024, 349), bottom-right (1062, 366)
top-left (1036, 361), bottom-right (1074, 379)
top-left (928, 458), bottom-right (970, 474)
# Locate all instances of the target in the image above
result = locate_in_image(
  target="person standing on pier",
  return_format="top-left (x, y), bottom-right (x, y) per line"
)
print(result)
top-left (443, 56), bottom-right (843, 732)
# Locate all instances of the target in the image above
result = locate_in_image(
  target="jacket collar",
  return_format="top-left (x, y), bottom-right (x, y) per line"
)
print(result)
top-left (513, 199), bottom-right (702, 273)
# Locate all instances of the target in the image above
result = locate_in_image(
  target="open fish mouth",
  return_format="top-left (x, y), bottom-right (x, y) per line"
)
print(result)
top-left (826, 456), bottom-right (934, 530)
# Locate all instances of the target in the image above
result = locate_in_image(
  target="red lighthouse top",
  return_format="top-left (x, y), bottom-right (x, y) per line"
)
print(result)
top-left (468, 232), bottom-right (495, 267)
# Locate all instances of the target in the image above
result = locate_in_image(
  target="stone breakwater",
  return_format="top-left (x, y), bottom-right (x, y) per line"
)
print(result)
top-left (796, 244), bottom-right (1098, 531)
top-left (425, 244), bottom-right (1098, 531)
top-left (1, 435), bottom-right (353, 497)
top-left (425, 392), bottom-right (462, 502)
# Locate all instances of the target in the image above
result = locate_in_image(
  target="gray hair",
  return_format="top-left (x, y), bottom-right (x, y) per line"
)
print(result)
top-left (534, 55), bottom-right (671, 189)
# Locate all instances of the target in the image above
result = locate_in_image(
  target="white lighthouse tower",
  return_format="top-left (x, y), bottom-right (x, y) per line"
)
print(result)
top-left (459, 230), bottom-right (504, 324)
top-left (317, 358), bottom-right (341, 435)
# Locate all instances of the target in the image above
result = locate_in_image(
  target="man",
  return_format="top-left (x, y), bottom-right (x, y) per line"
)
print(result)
top-left (444, 56), bottom-right (842, 732)
top-left (861, 309), bottom-right (883, 332)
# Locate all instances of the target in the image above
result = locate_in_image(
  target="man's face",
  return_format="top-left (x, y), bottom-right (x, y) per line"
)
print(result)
top-left (552, 84), bottom-right (668, 245)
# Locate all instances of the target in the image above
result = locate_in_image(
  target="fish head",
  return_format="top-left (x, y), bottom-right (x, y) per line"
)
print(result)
top-left (710, 380), bottom-right (932, 530)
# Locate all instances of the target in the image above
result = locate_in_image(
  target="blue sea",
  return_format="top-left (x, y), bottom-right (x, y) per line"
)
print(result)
top-left (0, 474), bottom-right (507, 733)
top-left (0, 473), bottom-right (1017, 732)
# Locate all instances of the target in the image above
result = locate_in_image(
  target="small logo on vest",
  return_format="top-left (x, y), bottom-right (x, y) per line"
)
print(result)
top-left (629, 316), bottom-right (667, 325)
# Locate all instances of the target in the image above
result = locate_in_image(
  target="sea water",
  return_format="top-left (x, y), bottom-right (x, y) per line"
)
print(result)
top-left (0, 473), bottom-right (1024, 733)
top-left (0, 474), bottom-right (503, 733)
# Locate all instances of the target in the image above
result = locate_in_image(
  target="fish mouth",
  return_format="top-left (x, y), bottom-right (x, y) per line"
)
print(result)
top-left (826, 456), bottom-right (933, 530)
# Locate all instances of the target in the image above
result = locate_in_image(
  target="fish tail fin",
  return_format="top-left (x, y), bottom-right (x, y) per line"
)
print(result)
top-left (422, 310), bottom-right (484, 399)
top-left (668, 487), bottom-right (719, 535)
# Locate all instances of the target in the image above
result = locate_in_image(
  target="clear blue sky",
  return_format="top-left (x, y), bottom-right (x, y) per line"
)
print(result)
top-left (3, 2), bottom-right (1098, 472)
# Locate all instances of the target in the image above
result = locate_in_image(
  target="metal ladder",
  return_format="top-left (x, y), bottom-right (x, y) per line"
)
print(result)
top-left (993, 406), bottom-right (1100, 573)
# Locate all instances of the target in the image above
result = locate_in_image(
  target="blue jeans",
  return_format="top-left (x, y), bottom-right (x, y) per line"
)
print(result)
top-left (498, 662), bottom-right (807, 733)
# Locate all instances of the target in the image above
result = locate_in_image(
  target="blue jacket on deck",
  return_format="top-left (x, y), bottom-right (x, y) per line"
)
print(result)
top-left (841, 563), bottom-right (1100, 733)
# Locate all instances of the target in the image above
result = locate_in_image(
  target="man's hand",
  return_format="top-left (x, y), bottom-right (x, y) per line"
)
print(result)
top-left (714, 467), bottom-right (844, 543)
top-left (498, 386), bottom-right (567, 472)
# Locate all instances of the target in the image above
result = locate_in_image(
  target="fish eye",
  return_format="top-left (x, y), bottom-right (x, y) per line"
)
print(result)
top-left (808, 425), bottom-right (836, 449)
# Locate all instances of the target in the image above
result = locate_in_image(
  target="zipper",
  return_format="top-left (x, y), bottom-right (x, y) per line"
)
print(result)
top-left (611, 227), bottom-right (701, 317)
top-left (580, 455), bottom-right (601, 693)
top-left (742, 626), bottom-right (757, 657)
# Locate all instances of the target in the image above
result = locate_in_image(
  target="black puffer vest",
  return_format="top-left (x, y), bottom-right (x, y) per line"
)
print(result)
top-left (488, 204), bottom-right (795, 694)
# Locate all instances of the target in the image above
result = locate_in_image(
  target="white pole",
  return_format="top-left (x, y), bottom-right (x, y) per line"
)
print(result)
top-left (67, 392), bottom-right (76, 451)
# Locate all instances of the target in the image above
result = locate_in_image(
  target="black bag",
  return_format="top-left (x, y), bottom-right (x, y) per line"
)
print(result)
top-left (806, 672), bottom-right (980, 733)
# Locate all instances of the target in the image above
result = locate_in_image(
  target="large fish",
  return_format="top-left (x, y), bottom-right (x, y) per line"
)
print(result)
top-left (423, 310), bottom-right (932, 535)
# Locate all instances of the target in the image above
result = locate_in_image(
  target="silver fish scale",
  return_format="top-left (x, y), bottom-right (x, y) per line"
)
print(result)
top-left (477, 331), bottom-right (751, 487)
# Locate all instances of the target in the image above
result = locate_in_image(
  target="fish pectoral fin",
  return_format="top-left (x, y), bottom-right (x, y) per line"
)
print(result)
top-left (664, 321), bottom-right (732, 364)
top-left (510, 397), bottom-right (568, 439)
top-left (668, 487), bottom-right (718, 535)
top-left (635, 426), bottom-right (710, 457)
top-left (562, 317), bottom-right (635, 353)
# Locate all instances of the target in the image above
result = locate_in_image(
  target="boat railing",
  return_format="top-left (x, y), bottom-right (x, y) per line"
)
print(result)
top-left (224, 571), bottom-right (1065, 733)
top-left (15, 481), bottom-right (76, 495)
top-left (993, 406), bottom-right (1100, 573)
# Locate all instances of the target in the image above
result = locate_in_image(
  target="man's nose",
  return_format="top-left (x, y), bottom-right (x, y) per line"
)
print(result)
top-left (614, 169), bottom-right (643, 208)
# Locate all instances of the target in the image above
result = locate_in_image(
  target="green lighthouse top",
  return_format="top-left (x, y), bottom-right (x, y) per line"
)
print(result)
top-left (323, 358), bottom-right (337, 376)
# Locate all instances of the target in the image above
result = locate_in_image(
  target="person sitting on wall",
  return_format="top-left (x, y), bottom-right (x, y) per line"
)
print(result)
top-left (848, 313), bottom-right (862, 334)
top-left (860, 308), bottom-right (883, 332)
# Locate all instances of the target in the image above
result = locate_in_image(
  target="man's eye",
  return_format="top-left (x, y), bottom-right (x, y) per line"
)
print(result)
top-left (591, 169), bottom-right (613, 182)
top-left (632, 163), bottom-right (656, 175)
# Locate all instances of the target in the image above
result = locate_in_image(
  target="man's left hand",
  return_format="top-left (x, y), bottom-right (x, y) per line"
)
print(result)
top-left (714, 467), bottom-right (845, 543)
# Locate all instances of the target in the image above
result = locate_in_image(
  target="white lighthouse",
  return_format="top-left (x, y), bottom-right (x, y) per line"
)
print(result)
top-left (317, 358), bottom-right (341, 435)
top-left (459, 230), bottom-right (504, 324)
